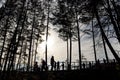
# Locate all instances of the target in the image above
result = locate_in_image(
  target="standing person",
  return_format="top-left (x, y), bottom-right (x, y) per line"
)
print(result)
top-left (89, 62), bottom-right (92, 69)
top-left (54, 61), bottom-right (56, 71)
top-left (83, 63), bottom-right (85, 69)
top-left (33, 62), bottom-right (38, 72)
top-left (57, 61), bottom-right (60, 70)
top-left (61, 62), bottom-right (64, 70)
top-left (50, 56), bottom-right (55, 71)
top-left (41, 59), bottom-right (47, 71)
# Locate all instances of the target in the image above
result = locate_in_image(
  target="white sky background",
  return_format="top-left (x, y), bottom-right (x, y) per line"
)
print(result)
top-left (36, 24), bottom-right (118, 64)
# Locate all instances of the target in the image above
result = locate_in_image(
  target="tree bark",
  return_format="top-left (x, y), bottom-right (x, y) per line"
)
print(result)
top-left (75, 8), bottom-right (82, 69)
top-left (92, 16), bottom-right (97, 63)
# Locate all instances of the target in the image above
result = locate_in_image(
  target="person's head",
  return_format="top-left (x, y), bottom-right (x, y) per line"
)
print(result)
top-left (35, 61), bottom-right (38, 65)
top-left (41, 58), bottom-right (45, 62)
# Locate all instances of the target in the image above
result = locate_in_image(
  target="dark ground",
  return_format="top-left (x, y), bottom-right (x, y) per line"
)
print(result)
top-left (5, 69), bottom-right (120, 80)
top-left (1, 63), bottom-right (120, 80)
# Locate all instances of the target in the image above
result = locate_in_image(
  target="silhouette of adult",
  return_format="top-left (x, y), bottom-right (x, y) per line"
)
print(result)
top-left (57, 61), bottom-right (60, 70)
top-left (89, 62), bottom-right (92, 69)
top-left (67, 64), bottom-right (71, 70)
top-left (96, 59), bottom-right (101, 69)
top-left (50, 56), bottom-right (55, 71)
top-left (83, 63), bottom-right (86, 69)
top-left (61, 62), bottom-right (64, 70)
top-left (54, 61), bottom-right (56, 70)
top-left (33, 61), bottom-right (38, 72)
top-left (103, 58), bottom-right (106, 64)
top-left (41, 59), bottom-right (47, 71)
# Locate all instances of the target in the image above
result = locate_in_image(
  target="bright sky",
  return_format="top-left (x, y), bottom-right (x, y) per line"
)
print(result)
top-left (37, 29), bottom-right (68, 63)
top-left (36, 25), bottom-right (117, 64)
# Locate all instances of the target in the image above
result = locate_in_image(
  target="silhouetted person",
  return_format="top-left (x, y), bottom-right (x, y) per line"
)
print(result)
top-left (57, 61), bottom-right (60, 70)
top-left (96, 59), bottom-right (101, 69)
top-left (113, 59), bottom-right (116, 63)
top-left (54, 61), bottom-right (56, 70)
top-left (67, 64), bottom-right (71, 70)
top-left (41, 59), bottom-right (47, 71)
top-left (83, 63), bottom-right (85, 69)
top-left (33, 62), bottom-right (38, 72)
top-left (50, 56), bottom-right (55, 71)
top-left (97, 59), bottom-right (100, 63)
top-left (103, 58), bottom-right (106, 64)
top-left (89, 62), bottom-right (92, 69)
top-left (61, 62), bottom-right (64, 70)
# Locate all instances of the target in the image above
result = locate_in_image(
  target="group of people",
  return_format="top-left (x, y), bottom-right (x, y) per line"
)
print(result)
top-left (33, 56), bottom-right (64, 72)
top-left (50, 56), bottom-right (63, 71)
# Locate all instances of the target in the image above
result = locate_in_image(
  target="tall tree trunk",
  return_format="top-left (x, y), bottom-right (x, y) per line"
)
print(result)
top-left (69, 27), bottom-right (72, 69)
top-left (75, 9), bottom-right (82, 69)
top-left (31, 39), bottom-right (35, 69)
top-left (45, 0), bottom-right (50, 65)
top-left (34, 39), bottom-right (38, 63)
top-left (67, 36), bottom-right (69, 66)
top-left (102, 34), bottom-right (109, 63)
top-left (23, 41), bottom-right (27, 71)
top-left (92, 17), bottom-right (97, 63)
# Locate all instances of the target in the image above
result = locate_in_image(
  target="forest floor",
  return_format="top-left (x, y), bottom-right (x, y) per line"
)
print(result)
top-left (1, 63), bottom-right (120, 80)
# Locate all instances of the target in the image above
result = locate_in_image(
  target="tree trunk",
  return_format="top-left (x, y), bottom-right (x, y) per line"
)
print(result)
top-left (92, 17), bottom-right (97, 63)
top-left (45, 0), bottom-right (50, 65)
top-left (75, 9), bottom-right (82, 69)
top-left (69, 25), bottom-right (72, 69)
top-left (31, 39), bottom-right (35, 69)
top-left (34, 39), bottom-right (38, 64)
top-left (102, 34), bottom-right (109, 63)
top-left (67, 36), bottom-right (69, 66)
top-left (69, 34), bottom-right (72, 69)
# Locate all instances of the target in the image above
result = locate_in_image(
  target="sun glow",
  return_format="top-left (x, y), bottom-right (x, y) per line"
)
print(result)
top-left (38, 36), bottom-right (54, 54)
top-left (46, 37), bottom-right (54, 48)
